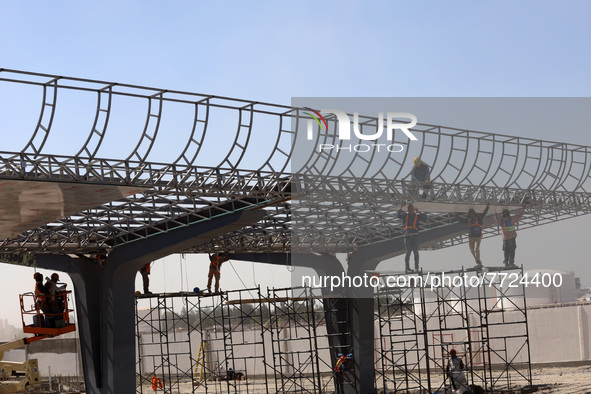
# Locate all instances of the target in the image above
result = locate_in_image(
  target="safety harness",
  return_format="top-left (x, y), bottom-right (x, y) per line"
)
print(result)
top-left (209, 254), bottom-right (227, 273)
top-left (468, 217), bottom-right (483, 237)
top-left (404, 214), bottom-right (418, 231)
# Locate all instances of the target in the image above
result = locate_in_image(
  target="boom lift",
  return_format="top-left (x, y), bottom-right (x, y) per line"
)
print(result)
top-left (0, 337), bottom-right (41, 393)
top-left (0, 289), bottom-right (75, 393)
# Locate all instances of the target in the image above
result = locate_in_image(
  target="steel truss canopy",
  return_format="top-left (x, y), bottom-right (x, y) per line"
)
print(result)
top-left (0, 68), bottom-right (590, 255)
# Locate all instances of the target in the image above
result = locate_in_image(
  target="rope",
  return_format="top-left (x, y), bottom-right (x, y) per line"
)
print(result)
top-left (252, 261), bottom-right (257, 286)
top-left (228, 260), bottom-right (255, 298)
top-left (162, 257), bottom-right (166, 293)
top-left (183, 254), bottom-right (189, 292)
top-left (285, 253), bottom-right (294, 272)
top-left (179, 254), bottom-right (184, 292)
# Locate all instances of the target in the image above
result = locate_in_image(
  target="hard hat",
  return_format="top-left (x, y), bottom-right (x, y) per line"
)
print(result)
top-left (413, 157), bottom-right (421, 165)
top-left (51, 273), bottom-right (60, 281)
top-left (34, 272), bottom-right (43, 281)
top-left (193, 287), bottom-right (200, 293)
top-left (450, 349), bottom-right (457, 355)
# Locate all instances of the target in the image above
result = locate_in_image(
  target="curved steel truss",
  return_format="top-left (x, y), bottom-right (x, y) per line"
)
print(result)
top-left (0, 69), bottom-right (590, 254)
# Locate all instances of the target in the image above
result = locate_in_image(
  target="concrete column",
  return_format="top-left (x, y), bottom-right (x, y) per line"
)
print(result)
top-left (40, 210), bottom-right (264, 393)
top-left (214, 221), bottom-right (468, 394)
top-left (36, 255), bottom-right (102, 393)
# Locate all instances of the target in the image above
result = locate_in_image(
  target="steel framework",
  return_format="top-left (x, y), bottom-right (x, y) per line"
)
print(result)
top-left (135, 274), bottom-right (533, 394)
top-left (0, 69), bottom-right (590, 255)
top-left (134, 287), bottom-right (346, 394)
top-left (2, 69), bottom-right (585, 394)
top-left (375, 266), bottom-right (532, 393)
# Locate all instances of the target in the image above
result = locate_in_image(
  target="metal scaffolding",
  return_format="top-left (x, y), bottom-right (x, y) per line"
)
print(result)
top-left (0, 69), bottom-right (584, 393)
top-left (136, 273), bottom-right (532, 394)
top-left (135, 287), bottom-right (349, 394)
top-left (376, 266), bottom-right (532, 393)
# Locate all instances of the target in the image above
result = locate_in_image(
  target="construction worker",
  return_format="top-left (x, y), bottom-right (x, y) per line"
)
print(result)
top-left (140, 263), bottom-right (152, 294)
top-left (207, 253), bottom-right (230, 294)
top-left (33, 272), bottom-right (48, 327)
top-left (397, 204), bottom-right (427, 273)
top-left (334, 352), bottom-right (353, 373)
top-left (45, 273), bottom-right (67, 326)
top-left (33, 273), bottom-right (46, 301)
top-left (446, 349), bottom-right (468, 393)
top-left (410, 157), bottom-right (431, 199)
top-left (494, 206), bottom-right (525, 267)
top-left (455, 203), bottom-right (490, 269)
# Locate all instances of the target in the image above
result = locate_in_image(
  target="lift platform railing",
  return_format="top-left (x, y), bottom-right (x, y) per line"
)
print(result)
top-left (19, 290), bottom-right (76, 336)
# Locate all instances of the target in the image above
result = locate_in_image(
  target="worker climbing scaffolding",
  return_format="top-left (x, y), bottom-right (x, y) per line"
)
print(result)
top-left (334, 352), bottom-right (353, 374)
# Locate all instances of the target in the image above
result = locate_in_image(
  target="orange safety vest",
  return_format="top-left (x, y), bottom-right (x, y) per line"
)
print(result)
top-left (34, 282), bottom-right (46, 309)
top-left (35, 282), bottom-right (45, 296)
top-left (468, 217), bottom-right (483, 237)
top-left (404, 214), bottom-right (418, 231)
top-left (209, 255), bottom-right (224, 272)
top-left (502, 217), bottom-right (515, 232)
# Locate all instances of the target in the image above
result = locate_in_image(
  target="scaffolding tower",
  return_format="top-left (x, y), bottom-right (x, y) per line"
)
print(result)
top-left (135, 270), bottom-right (532, 393)
top-left (376, 266), bottom-right (532, 393)
top-left (135, 287), bottom-right (349, 394)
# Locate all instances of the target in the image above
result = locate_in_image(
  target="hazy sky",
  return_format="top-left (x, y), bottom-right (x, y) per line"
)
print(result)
top-left (1, 1), bottom-right (591, 326)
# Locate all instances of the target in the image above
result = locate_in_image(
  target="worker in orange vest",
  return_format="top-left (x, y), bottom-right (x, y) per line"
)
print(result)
top-left (207, 253), bottom-right (230, 294)
top-left (140, 263), bottom-right (152, 294)
top-left (33, 272), bottom-right (49, 327)
top-left (397, 203), bottom-right (427, 273)
top-left (494, 206), bottom-right (526, 267)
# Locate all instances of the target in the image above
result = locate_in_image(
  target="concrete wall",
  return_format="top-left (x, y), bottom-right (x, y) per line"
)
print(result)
top-left (3, 349), bottom-right (81, 376)
top-left (528, 304), bottom-right (591, 364)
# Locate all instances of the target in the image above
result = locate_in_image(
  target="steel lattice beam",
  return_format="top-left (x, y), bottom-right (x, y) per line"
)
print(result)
top-left (0, 69), bottom-right (590, 255)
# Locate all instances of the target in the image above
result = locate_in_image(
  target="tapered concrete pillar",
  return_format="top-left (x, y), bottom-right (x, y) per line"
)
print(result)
top-left (39, 210), bottom-right (264, 393)
top-left (36, 255), bottom-right (102, 392)
top-left (342, 221), bottom-right (467, 394)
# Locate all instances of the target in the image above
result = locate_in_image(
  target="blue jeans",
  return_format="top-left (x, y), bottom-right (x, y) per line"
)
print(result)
top-left (404, 235), bottom-right (420, 270)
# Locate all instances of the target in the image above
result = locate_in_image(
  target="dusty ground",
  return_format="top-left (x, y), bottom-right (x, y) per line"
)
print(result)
top-left (530, 365), bottom-right (591, 393)
top-left (138, 365), bottom-right (591, 393)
